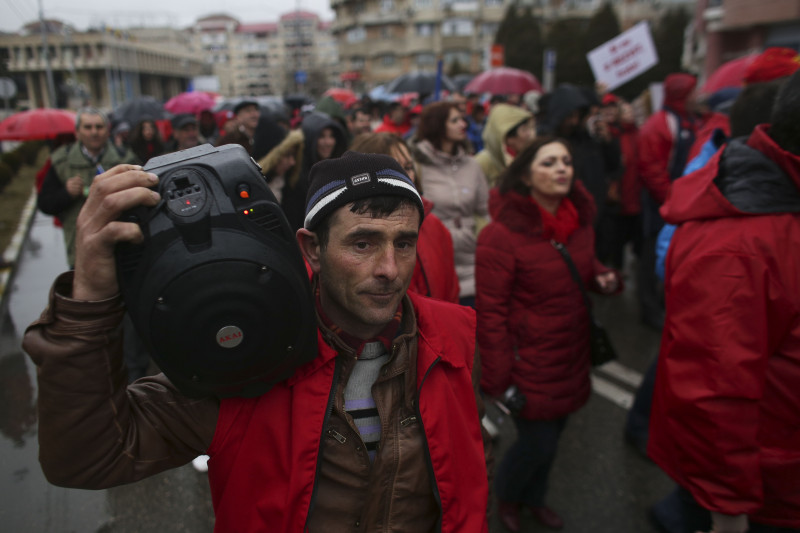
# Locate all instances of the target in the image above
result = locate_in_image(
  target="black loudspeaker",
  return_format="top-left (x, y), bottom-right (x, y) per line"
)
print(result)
top-left (116, 144), bottom-right (317, 398)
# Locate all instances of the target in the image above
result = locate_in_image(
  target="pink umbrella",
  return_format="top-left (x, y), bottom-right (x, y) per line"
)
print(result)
top-left (0, 108), bottom-right (77, 141)
top-left (700, 54), bottom-right (758, 94)
top-left (464, 67), bottom-right (542, 95)
top-left (323, 88), bottom-right (358, 107)
top-left (164, 91), bottom-right (217, 114)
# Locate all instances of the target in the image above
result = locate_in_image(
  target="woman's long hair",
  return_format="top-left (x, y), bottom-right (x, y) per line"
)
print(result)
top-left (498, 136), bottom-right (574, 196)
top-left (349, 132), bottom-right (423, 194)
top-left (128, 119), bottom-right (164, 164)
top-left (416, 101), bottom-right (465, 154)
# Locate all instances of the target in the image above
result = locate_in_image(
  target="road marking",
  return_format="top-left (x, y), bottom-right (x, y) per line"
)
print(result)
top-left (596, 360), bottom-right (644, 388)
top-left (591, 375), bottom-right (634, 410)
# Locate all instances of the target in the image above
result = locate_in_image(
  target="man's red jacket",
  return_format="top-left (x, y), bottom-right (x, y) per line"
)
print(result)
top-left (649, 125), bottom-right (800, 528)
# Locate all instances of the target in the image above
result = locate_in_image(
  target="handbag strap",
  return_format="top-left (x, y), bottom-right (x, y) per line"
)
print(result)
top-left (550, 239), bottom-right (596, 322)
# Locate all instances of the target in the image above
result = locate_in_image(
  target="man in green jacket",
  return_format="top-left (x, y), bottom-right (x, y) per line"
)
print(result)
top-left (37, 106), bottom-right (137, 268)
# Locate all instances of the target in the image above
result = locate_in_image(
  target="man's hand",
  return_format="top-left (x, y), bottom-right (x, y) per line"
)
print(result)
top-left (65, 176), bottom-right (85, 198)
top-left (73, 165), bottom-right (160, 301)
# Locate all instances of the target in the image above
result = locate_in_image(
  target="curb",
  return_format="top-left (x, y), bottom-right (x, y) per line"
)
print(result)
top-left (0, 188), bottom-right (38, 325)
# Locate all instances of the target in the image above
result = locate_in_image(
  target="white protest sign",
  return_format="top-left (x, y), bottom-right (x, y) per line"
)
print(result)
top-left (587, 22), bottom-right (659, 91)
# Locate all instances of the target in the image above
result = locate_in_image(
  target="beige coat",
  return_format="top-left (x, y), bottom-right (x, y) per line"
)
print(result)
top-left (415, 140), bottom-right (489, 299)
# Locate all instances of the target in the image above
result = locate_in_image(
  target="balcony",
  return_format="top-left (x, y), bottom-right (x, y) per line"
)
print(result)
top-left (359, 11), bottom-right (405, 26)
top-left (405, 35), bottom-right (438, 54)
top-left (441, 35), bottom-right (473, 50)
top-left (362, 38), bottom-right (408, 56)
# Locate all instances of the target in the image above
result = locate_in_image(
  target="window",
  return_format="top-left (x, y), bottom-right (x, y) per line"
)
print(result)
top-left (484, 0), bottom-right (502, 5)
top-left (481, 22), bottom-right (498, 37)
top-left (444, 50), bottom-right (471, 68)
top-left (415, 0), bottom-right (433, 7)
top-left (381, 27), bottom-right (393, 39)
top-left (441, 18), bottom-right (473, 36)
top-left (416, 23), bottom-right (434, 36)
top-left (381, 0), bottom-right (394, 12)
top-left (351, 56), bottom-right (365, 69)
top-left (380, 54), bottom-right (396, 66)
top-left (416, 52), bottom-right (436, 66)
top-left (449, 0), bottom-right (479, 10)
top-left (347, 27), bottom-right (366, 43)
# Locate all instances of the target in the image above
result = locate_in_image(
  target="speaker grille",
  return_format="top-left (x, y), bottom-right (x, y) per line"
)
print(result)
top-left (250, 210), bottom-right (282, 233)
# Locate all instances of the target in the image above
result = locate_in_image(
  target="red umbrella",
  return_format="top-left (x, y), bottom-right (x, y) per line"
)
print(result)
top-left (464, 67), bottom-right (542, 95)
top-left (700, 53), bottom-right (758, 94)
top-left (323, 88), bottom-right (358, 107)
top-left (0, 108), bottom-right (77, 141)
top-left (164, 91), bottom-right (217, 114)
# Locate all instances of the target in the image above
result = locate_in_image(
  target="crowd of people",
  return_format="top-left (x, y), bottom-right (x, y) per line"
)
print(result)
top-left (24, 46), bottom-right (800, 533)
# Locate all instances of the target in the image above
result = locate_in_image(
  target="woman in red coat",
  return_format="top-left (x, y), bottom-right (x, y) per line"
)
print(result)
top-left (349, 132), bottom-right (460, 303)
top-left (476, 137), bottom-right (619, 531)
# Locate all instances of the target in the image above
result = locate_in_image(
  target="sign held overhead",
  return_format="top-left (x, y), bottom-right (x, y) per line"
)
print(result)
top-left (587, 22), bottom-right (659, 91)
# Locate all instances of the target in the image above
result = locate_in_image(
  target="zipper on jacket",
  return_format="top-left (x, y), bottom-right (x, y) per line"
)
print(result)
top-left (304, 358), bottom-right (341, 532)
top-left (416, 356), bottom-right (443, 533)
top-left (327, 428), bottom-right (347, 443)
top-left (400, 416), bottom-right (417, 427)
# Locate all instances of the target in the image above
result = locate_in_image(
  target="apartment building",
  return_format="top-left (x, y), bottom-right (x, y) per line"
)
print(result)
top-left (332, 0), bottom-right (695, 90)
top-left (191, 11), bottom-right (336, 97)
top-left (687, 0), bottom-right (800, 79)
top-left (0, 20), bottom-right (207, 109)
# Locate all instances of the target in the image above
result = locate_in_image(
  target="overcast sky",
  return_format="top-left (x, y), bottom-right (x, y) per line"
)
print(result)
top-left (1, 0), bottom-right (335, 33)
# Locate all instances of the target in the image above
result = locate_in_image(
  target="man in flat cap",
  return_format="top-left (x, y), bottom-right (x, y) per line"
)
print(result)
top-left (165, 113), bottom-right (201, 153)
top-left (218, 99), bottom-right (261, 154)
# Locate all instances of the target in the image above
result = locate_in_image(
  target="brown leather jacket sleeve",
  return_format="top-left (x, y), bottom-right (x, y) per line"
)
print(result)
top-left (23, 272), bottom-right (219, 489)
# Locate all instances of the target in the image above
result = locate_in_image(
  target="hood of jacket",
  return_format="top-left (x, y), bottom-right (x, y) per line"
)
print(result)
top-left (314, 96), bottom-right (346, 125)
top-left (662, 125), bottom-right (800, 225)
top-left (662, 73), bottom-right (697, 117)
top-left (542, 84), bottom-right (589, 135)
top-left (257, 128), bottom-right (304, 187)
top-left (300, 111), bottom-right (347, 168)
top-left (480, 104), bottom-right (533, 165)
top-left (252, 116), bottom-right (289, 161)
top-left (488, 179), bottom-right (597, 234)
top-left (421, 195), bottom-right (435, 216)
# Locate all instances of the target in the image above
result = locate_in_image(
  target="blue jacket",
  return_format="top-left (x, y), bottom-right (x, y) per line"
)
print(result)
top-left (655, 129), bottom-right (728, 280)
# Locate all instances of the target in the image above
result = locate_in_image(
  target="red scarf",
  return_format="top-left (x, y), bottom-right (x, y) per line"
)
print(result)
top-left (532, 196), bottom-right (580, 243)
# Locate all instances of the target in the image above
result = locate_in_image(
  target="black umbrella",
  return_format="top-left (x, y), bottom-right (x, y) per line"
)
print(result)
top-left (385, 72), bottom-right (457, 95)
top-left (453, 74), bottom-right (476, 93)
top-left (283, 94), bottom-right (313, 111)
top-left (114, 96), bottom-right (167, 126)
top-left (212, 98), bottom-right (239, 113)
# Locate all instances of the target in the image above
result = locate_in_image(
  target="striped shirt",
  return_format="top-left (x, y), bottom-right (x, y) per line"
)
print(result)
top-left (315, 281), bottom-right (402, 462)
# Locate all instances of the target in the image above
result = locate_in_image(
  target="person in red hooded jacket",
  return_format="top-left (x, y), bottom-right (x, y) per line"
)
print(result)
top-left (649, 70), bottom-right (800, 533)
top-left (636, 73), bottom-right (698, 330)
top-left (374, 102), bottom-right (411, 136)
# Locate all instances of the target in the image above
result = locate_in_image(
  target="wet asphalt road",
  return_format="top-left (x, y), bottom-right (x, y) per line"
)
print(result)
top-left (1, 212), bottom-right (673, 532)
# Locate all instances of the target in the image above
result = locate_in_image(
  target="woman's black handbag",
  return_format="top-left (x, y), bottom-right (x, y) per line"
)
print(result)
top-left (551, 240), bottom-right (618, 367)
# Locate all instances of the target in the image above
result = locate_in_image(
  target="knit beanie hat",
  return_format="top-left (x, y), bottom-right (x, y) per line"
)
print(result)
top-left (304, 151), bottom-right (424, 230)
